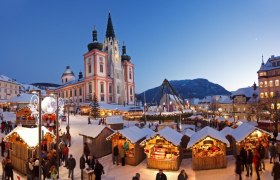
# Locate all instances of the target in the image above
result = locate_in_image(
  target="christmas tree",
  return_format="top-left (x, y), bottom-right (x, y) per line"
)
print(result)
top-left (90, 93), bottom-right (100, 119)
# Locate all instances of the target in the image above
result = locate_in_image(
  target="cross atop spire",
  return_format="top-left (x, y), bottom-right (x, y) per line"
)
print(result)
top-left (106, 12), bottom-right (115, 39)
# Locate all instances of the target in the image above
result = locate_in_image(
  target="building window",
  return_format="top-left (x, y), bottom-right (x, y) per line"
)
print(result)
top-left (277, 61), bottom-right (280, 66)
top-left (100, 63), bottom-right (104, 73)
top-left (88, 63), bottom-right (91, 74)
top-left (269, 81), bottom-right (273, 87)
top-left (89, 83), bottom-right (92, 93)
top-left (100, 83), bottom-right (104, 93)
top-left (66, 91), bottom-right (68, 97)
top-left (117, 86), bottom-right (120, 94)
top-left (276, 80), bottom-right (279, 86)
top-left (270, 92), bottom-right (274, 98)
top-left (79, 88), bottom-right (82, 96)
top-left (129, 69), bottom-right (132, 80)
top-left (70, 90), bottom-right (72, 97)
top-left (74, 89), bottom-right (77, 96)
top-left (65, 78), bottom-right (68, 83)
top-left (259, 82), bottom-right (263, 88)
top-left (130, 96), bottom-right (133, 102)
top-left (109, 85), bottom-right (112, 94)
top-left (109, 96), bottom-right (113, 102)
top-left (130, 87), bottom-right (133, 95)
top-left (264, 92), bottom-right (268, 98)
top-left (259, 72), bottom-right (267, 77)
top-left (100, 95), bottom-right (105, 102)
top-left (264, 81), bottom-right (267, 87)
top-left (80, 99), bottom-right (82, 102)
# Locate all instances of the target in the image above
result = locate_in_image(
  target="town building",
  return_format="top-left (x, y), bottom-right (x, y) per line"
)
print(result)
top-left (0, 75), bottom-right (20, 101)
top-left (51, 13), bottom-right (135, 108)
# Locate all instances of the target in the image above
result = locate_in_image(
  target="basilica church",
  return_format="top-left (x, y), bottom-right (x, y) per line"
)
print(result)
top-left (52, 13), bottom-right (135, 105)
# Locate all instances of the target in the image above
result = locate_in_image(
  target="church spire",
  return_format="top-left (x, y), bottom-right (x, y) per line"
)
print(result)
top-left (93, 25), bottom-right (97, 41)
top-left (106, 12), bottom-right (115, 39)
top-left (261, 54), bottom-right (264, 65)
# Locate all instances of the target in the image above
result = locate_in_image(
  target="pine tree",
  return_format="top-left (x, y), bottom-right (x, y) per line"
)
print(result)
top-left (90, 93), bottom-right (100, 119)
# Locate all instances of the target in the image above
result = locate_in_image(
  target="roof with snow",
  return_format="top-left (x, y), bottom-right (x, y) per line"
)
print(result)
top-left (106, 126), bottom-right (151, 143)
top-left (4, 126), bottom-right (55, 148)
top-left (215, 116), bottom-right (226, 122)
top-left (182, 128), bottom-right (195, 137)
top-left (187, 126), bottom-right (230, 148)
top-left (142, 127), bottom-right (183, 146)
top-left (231, 86), bottom-right (259, 100)
top-left (8, 93), bottom-right (34, 103)
top-left (231, 123), bottom-right (271, 142)
top-left (258, 55), bottom-right (280, 72)
top-left (106, 116), bottom-right (124, 124)
top-left (0, 75), bottom-right (19, 84)
top-left (79, 125), bottom-right (113, 138)
top-left (220, 126), bottom-right (234, 136)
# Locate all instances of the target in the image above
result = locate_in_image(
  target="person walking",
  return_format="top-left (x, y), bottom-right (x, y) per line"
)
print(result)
top-left (80, 154), bottom-right (86, 180)
top-left (26, 158), bottom-right (34, 180)
top-left (119, 146), bottom-right (126, 166)
top-left (246, 149), bottom-right (253, 177)
top-left (269, 142), bottom-right (277, 164)
top-left (132, 173), bottom-right (140, 180)
top-left (4, 159), bottom-right (13, 180)
top-left (277, 142), bottom-right (280, 162)
top-left (235, 155), bottom-right (242, 180)
top-left (253, 149), bottom-right (261, 180)
top-left (271, 161), bottom-right (280, 180)
top-left (62, 145), bottom-right (69, 167)
top-left (33, 159), bottom-right (40, 180)
top-left (156, 169), bottom-right (167, 180)
top-left (239, 147), bottom-right (247, 172)
top-left (83, 142), bottom-right (90, 161)
top-left (113, 145), bottom-right (119, 165)
top-left (94, 159), bottom-right (105, 180)
top-left (50, 166), bottom-right (58, 180)
top-left (67, 154), bottom-right (76, 180)
top-left (2, 156), bottom-right (7, 180)
top-left (258, 143), bottom-right (265, 171)
top-left (178, 169), bottom-right (188, 180)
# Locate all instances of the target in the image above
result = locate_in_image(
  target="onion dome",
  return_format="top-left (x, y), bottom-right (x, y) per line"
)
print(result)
top-left (87, 26), bottom-right (103, 51)
top-left (121, 42), bottom-right (131, 62)
top-left (61, 66), bottom-right (75, 84)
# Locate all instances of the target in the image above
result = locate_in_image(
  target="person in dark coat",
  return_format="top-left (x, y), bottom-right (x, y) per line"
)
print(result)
top-left (1, 137), bottom-right (5, 157)
top-left (87, 155), bottom-right (96, 169)
top-left (156, 169), bottom-right (167, 180)
top-left (246, 149), bottom-right (253, 177)
top-left (67, 154), bottom-right (76, 180)
top-left (94, 159), bottom-right (105, 180)
top-left (132, 173), bottom-right (140, 180)
top-left (4, 159), bottom-right (13, 180)
top-left (178, 169), bottom-right (188, 180)
top-left (235, 155), bottom-right (242, 180)
top-left (258, 143), bottom-right (265, 171)
top-left (83, 143), bottom-right (90, 161)
top-left (271, 161), bottom-right (280, 180)
top-left (113, 145), bottom-right (119, 165)
top-left (33, 159), bottom-right (40, 180)
top-left (239, 147), bottom-right (247, 172)
top-left (269, 142), bottom-right (277, 164)
top-left (42, 160), bottom-right (51, 180)
top-left (80, 154), bottom-right (86, 180)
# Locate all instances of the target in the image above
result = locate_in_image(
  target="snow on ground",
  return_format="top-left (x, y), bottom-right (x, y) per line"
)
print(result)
top-left (0, 113), bottom-right (276, 180)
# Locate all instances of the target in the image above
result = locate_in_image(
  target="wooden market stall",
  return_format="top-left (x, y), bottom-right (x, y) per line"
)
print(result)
top-left (15, 107), bottom-right (36, 126)
top-left (141, 127), bottom-right (183, 171)
top-left (231, 122), bottom-right (271, 156)
top-left (106, 116), bottom-right (124, 130)
top-left (106, 126), bottom-right (153, 166)
top-left (187, 126), bottom-right (230, 170)
top-left (3, 126), bottom-right (56, 175)
top-left (79, 125), bottom-right (114, 158)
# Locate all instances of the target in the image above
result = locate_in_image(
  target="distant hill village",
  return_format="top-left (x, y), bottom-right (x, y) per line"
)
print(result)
top-left (0, 13), bottom-right (280, 126)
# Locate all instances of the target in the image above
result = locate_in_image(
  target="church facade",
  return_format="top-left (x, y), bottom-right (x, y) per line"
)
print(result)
top-left (52, 13), bottom-right (135, 105)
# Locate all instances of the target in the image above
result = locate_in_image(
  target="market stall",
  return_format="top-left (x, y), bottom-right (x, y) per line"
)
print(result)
top-left (141, 127), bottom-right (183, 171)
top-left (79, 125), bottom-right (114, 158)
top-left (3, 126), bottom-right (56, 175)
top-left (15, 107), bottom-right (35, 127)
top-left (187, 126), bottom-right (229, 170)
top-left (231, 122), bottom-right (271, 156)
top-left (106, 126), bottom-right (153, 166)
top-left (106, 116), bottom-right (124, 130)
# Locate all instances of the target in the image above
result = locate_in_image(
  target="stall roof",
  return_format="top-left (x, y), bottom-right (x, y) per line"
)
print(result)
top-left (187, 126), bottom-right (230, 148)
top-left (182, 128), bottom-right (195, 137)
top-left (106, 126), bottom-right (149, 143)
top-left (142, 127), bottom-right (183, 146)
top-left (215, 116), bottom-right (226, 122)
top-left (141, 127), bottom-right (154, 137)
top-left (8, 93), bottom-right (34, 103)
top-left (106, 116), bottom-right (124, 124)
top-left (79, 125), bottom-right (113, 138)
top-left (231, 123), bottom-right (271, 143)
top-left (4, 126), bottom-right (55, 148)
top-left (220, 126), bottom-right (234, 136)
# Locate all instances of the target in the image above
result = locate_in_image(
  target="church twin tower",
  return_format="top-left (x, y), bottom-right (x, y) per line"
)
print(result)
top-left (58, 13), bottom-right (135, 105)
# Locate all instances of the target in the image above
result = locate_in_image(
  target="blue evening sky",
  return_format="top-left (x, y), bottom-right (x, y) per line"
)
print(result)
top-left (1, 0), bottom-right (280, 93)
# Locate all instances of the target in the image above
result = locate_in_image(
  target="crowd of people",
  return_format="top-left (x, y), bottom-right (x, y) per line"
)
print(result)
top-left (235, 141), bottom-right (280, 180)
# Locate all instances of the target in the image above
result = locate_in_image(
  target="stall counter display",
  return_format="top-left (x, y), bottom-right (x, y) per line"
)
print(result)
top-left (193, 138), bottom-right (225, 158)
top-left (241, 130), bottom-right (269, 150)
top-left (113, 138), bottom-right (135, 157)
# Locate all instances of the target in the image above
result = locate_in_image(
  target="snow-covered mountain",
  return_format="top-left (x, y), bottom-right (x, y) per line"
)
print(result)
top-left (138, 78), bottom-right (230, 103)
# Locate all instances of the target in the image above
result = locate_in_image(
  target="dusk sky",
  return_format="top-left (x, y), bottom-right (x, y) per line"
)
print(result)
top-left (1, 0), bottom-right (280, 93)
